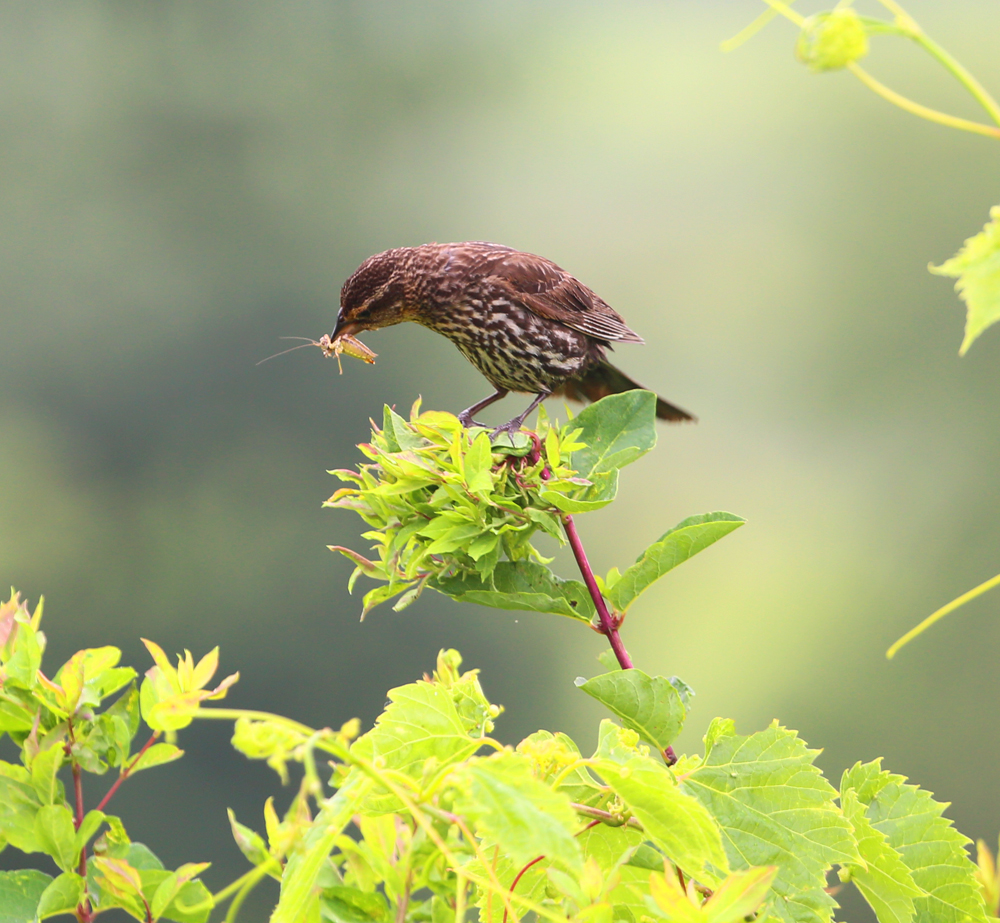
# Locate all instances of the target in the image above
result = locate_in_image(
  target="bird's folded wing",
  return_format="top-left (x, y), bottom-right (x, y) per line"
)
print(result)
top-left (487, 249), bottom-right (645, 344)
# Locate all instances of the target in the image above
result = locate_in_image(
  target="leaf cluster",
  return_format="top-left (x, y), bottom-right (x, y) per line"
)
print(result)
top-left (327, 393), bottom-right (743, 625)
top-left (217, 648), bottom-right (988, 923)
top-left (0, 591), bottom-right (232, 922)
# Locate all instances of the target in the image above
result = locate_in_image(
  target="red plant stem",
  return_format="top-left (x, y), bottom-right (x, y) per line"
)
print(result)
top-left (502, 820), bottom-right (601, 923)
top-left (563, 513), bottom-right (678, 766)
top-left (562, 513), bottom-right (633, 669)
top-left (67, 720), bottom-right (94, 923)
top-left (96, 731), bottom-right (160, 814)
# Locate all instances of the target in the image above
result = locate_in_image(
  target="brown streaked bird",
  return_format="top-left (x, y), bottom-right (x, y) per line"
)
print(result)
top-left (333, 242), bottom-right (694, 436)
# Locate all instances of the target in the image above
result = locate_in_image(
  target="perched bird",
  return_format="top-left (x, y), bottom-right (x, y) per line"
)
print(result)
top-left (333, 242), bottom-right (694, 435)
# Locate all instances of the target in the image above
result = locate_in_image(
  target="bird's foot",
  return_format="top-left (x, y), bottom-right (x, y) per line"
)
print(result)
top-left (458, 412), bottom-right (490, 429)
top-left (489, 418), bottom-right (525, 441)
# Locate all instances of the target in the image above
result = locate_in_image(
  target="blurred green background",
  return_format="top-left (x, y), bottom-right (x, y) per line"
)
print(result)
top-left (2, 1), bottom-right (999, 918)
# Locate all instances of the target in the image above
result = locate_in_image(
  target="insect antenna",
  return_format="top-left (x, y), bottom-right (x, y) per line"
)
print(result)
top-left (256, 337), bottom-right (322, 366)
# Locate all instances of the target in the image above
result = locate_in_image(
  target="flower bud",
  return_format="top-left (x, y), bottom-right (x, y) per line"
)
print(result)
top-left (796, 9), bottom-right (869, 72)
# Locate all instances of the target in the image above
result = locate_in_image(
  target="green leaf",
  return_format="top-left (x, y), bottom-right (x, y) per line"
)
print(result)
top-left (432, 560), bottom-right (595, 622)
top-left (931, 205), bottom-right (1000, 355)
top-left (578, 824), bottom-right (652, 921)
top-left (382, 406), bottom-right (424, 452)
top-left (704, 867), bottom-right (778, 923)
top-left (321, 885), bottom-right (390, 923)
top-left (454, 751), bottom-right (583, 873)
top-left (74, 811), bottom-right (107, 860)
top-left (228, 808), bottom-right (270, 866)
top-left (147, 865), bottom-right (212, 923)
top-left (576, 669), bottom-right (688, 751)
top-left (606, 513), bottom-right (745, 612)
top-left (365, 680), bottom-right (481, 772)
top-left (540, 469), bottom-right (619, 513)
top-left (0, 699), bottom-right (36, 734)
top-left (30, 746), bottom-right (65, 806)
top-left (34, 804), bottom-right (79, 872)
top-left (567, 391), bottom-right (657, 478)
top-left (128, 742), bottom-right (184, 775)
top-left (274, 777), bottom-right (370, 923)
top-left (0, 869), bottom-right (52, 923)
top-left (681, 720), bottom-right (859, 902)
top-left (595, 756), bottom-right (729, 886)
top-left (36, 872), bottom-right (85, 920)
top-left (839, 787), bottom-right (920, 923)
top-left (463, 431), bottom-right (494, 494)
top-left (842, 759), bottom-right (989, 923)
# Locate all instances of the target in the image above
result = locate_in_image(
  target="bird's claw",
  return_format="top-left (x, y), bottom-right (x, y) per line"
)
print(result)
top-left (489, 420), bottom-right (524, 441)
top-left (458, 414), bottom-right (490, 429)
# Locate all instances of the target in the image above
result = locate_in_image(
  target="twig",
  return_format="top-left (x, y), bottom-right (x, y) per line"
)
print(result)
top-left (66, 719), bottom-right (94, 923)
top-left (562, 514), bottom-right (633, 669)
top-left (563, 514), bottom-right (678, 765)
top-left (96, 731), bottom-right (161, 813)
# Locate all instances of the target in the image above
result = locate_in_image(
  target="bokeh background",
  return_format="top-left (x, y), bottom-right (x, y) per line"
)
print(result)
top-left (2, 1), bottom-right (999, 918)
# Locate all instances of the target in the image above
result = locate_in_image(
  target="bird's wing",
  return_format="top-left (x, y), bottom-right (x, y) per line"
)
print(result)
top-left (480, 247), bottom-right (644, 344)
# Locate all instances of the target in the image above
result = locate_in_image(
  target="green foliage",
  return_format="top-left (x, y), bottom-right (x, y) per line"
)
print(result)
top-left (0, 591), bottom-right (219, 921)
top-left (931, 206), bottom-right (1000, 355)
top-left (842, 761), bottom-right (989, 923)
top-left (0, 394), bottom-right (988, 923)
top-left (576, 669), bottom-right (689, 751)
top-left (728, 1), bottom-right (1000, 354)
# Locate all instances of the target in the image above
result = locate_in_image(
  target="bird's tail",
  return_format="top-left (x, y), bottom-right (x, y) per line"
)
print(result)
top-left (555, 361), bottom-right (695, 422)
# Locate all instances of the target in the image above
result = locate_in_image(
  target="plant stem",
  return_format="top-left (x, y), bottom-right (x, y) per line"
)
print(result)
top-left (95, 731), bottom-right (160, 813)
top-left (570, 803), bottom-right (643, 830)
top-left (224, 864), bottom-right (272, 923)
top-left (847, 63), bottom-right (1000, 139)
top-left (876, 0), bottom-right (1000, 126)
top-left (563, 514), bottom-right (678, 765)
top-left (66, 719), bottom-right (94, 923)
top-left (887, 570), bottom-right (1000, 658)
top-left (454, 872), bottom-right (467, 923)
top-left (562, 514), bottom-right (633, 670)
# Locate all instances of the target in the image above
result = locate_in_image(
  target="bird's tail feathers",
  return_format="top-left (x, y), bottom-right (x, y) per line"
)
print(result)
top-left (554, 361), bottom-right (695, 422)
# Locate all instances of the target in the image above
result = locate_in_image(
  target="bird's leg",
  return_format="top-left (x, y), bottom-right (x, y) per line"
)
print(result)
top-left (457, 388), bottom-right (508, 429)
top-left (491, 391), bottom-right (551, 440)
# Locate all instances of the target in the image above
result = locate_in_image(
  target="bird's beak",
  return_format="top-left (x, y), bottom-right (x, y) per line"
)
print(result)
top-left (331, 316), bottom-right (362, 339)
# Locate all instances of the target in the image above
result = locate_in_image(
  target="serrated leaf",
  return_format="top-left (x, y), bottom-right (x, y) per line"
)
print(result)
top-left (842, 759), bottom-right (988, 923)
top-left (36, 871), bottom-right (85, 919)
top-left (681, 720), bottom-right (859, 900)
top-left (360, 680), bottom-right (481, 776)
top-left (930, 205), bottom-right (1000, 355)
top-left (577, 669), bottom-right (687, 751)
top-left (839, 787), bottom-right (920, 923)
top-left (454, 751), bottom-right (583, 872)
top-left (607, 513), bottom-right (745, 612)
top-left (432, 560), bottom-right (595, 622)
top-left (568, 391), bottom-right (658, 478)
top-left (0, 869), bottom-right (52, 923)
top-left (595, 756), bottom-right (728, 886)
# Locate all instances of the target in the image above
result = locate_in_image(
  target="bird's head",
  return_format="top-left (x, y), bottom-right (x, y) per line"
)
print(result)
top-left (333, 248), bottom-right (410, 338)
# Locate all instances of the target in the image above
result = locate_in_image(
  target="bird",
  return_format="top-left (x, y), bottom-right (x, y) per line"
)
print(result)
top-left (332, 241), bottom-right (694, 436)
